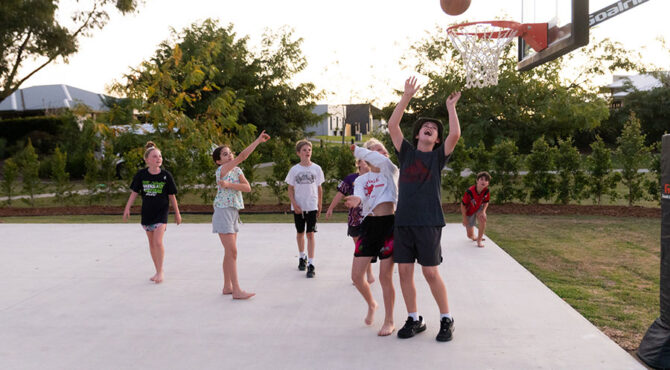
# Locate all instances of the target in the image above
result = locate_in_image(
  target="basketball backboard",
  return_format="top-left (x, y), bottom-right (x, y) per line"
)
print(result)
top-left (517, 0), bottom-right (589, 71)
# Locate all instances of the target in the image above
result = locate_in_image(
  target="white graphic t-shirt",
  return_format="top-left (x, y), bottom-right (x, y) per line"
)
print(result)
top-left (284, 163), bottom-right (325, 211)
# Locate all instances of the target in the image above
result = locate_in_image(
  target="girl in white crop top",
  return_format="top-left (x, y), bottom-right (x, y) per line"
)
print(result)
top-left (346, 140), bottom-right (399, 218)
top-left (344, 138), bottom-right (398, 337)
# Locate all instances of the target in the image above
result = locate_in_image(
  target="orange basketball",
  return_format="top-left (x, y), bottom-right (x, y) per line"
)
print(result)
top-left (440, 0), bottom-right (471, 16)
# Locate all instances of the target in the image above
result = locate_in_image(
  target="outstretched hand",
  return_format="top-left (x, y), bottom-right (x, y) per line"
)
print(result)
top-left (446, 91), bottom-right (461, 109)
top-left (257, 130), bottom-right (271, 142)
top-left (403, 77), bottom-right (421, 98)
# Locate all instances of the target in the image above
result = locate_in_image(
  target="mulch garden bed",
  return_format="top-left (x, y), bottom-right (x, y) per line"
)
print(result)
top-left (0, 203), bottom-right (660, 218)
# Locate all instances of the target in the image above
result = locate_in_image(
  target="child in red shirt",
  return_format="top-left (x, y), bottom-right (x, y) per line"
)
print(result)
top-left (460, 171), bottom-right (491, 248)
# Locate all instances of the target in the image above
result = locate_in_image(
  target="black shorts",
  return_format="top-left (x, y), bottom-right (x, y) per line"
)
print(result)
top-left (293, 210), bottom-right (318, 233)
top-left (354, 215), bottom-right (394, 260)
top-left (393, 226), bottom-right (443, 266)
top-left (347, 224), bottom-right (362, 238)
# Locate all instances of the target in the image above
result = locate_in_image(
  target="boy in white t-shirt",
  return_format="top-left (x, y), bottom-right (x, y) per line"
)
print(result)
top-left (285, 139), bottom-right (325, 278)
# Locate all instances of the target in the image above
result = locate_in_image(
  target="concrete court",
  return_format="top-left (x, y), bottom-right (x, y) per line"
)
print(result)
top-left (0, 223), bottom-right (643, 370)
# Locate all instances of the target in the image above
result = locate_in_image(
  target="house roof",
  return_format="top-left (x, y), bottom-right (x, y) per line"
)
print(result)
top-left (606, 74), bottom-right (664, 92)
top-left (0, 84), bottom-right (111, 113)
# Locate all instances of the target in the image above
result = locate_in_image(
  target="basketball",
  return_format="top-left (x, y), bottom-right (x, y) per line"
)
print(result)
top-left (440, 0), bottom-right (471, 16)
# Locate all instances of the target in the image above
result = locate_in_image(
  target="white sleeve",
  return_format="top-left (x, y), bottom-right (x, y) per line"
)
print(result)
top-left (353, 176), bottom-right (365, 199)
top-left (354, 146), bottom-right (397, 175)
top-left (284, 166), bottom-right (294, 185)
top-left (316, 166), bottom-right (325, 186)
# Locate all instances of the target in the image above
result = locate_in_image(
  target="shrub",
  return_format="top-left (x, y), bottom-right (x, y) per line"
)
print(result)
top-left (523, 136), bottom-right (556, 203)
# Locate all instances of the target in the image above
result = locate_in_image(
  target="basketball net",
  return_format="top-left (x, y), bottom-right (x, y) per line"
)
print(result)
top-left (447, 21), bottom-right (520, 89)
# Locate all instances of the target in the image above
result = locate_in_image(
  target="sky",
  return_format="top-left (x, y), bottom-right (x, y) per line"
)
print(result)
top-left (19, 0), bottom-right (670, 107)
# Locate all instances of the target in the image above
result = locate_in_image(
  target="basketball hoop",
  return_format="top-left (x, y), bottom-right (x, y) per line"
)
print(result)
top-left (447, 20), bottom-right (547, 88)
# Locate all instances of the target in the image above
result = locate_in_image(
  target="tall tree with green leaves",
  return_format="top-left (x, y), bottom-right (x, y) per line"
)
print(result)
top-left (490, 139), bottom-right (521, 204)
top-left (554, 137), bottom-right (586, 204)
top-left (83, 151), bottom-right (100, 204)
top-left (400, 29), bottom-right (643, 153)
top-left (646, 140), bottom-right (662, 204)
top-left (468, 140), bottom-right (492, 180)
top-left (18, 138), bottom-right (40, 206)
top-left (524, 136), bottom-right (557, 203)
top-left (1, 157), bottom-right (19, 205)
top-left (266, 139), bottom-right (293, 204)
top-left (616, 113), bottom-right (649, 206)
top-left (441, 138), bottom-right (470, 203)
top-left (50, 146), bottom-right (72, 205)
top-left (0, 0), bottom-right (138, 100)
top-left (586, 136), bottom-right (621, 205)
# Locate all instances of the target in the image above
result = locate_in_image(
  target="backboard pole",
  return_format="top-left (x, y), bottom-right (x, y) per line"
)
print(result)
top-left (637, 134), bottom-right (670, 368)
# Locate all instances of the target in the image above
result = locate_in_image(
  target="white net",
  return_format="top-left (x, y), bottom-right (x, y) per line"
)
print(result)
top-left (447, 22), bottom-right (520, 89)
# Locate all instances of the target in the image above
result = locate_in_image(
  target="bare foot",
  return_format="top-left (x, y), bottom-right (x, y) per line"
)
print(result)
top-left (367, 275), bottom-right (376, 284)
top-left (378, 322), bottom-right (395, 336)
top-left (222, 288), bottom-right (233, 295)
top-left (232, 291), bottom-right (256, 300)
top-left (149, 274), bottom-right (157, 282)
top-left (365, 302), bottom-right (378, 326)
top-left (469, 236), bottom-right (477, 241)
top-left (477, 241), bottom-right (485, 248)
top-left (154, 272), bottom-right (164, 284)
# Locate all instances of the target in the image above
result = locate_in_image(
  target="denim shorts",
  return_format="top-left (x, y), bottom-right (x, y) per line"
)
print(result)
top-left (142, 223), bottom-right (165, 232)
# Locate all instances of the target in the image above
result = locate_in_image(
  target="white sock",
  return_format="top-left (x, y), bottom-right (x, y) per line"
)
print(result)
top-left (308, 258), bottom-right (314, 266)
top-left (408, 312), bottom-right (419, 321)
top-left (300, 252), bottom-right (306, 259)
top-left (441, 313), bottom-right (452, 320)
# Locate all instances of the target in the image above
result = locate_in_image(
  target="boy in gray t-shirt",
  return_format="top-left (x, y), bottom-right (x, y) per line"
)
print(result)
top-left (388, 76), bottom-right (461, 342)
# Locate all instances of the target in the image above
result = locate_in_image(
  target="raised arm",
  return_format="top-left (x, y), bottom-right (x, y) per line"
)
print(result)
top-left (219, 130), bottom-right (271, 176)
top-left (388, 77), bottom-right (420, 152)
top-left (443, 92), bottom-right (462, 156)
top-left (352, 145), bottom-right (395, 174)
top-left (219, 172), bottom-right (251, 192)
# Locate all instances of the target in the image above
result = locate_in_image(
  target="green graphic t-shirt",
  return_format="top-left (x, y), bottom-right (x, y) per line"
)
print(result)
top-left (130, 168), bottom-right (178, 225)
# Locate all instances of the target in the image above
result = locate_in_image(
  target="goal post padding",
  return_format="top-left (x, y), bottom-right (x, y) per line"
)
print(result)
top-left (638, 134), bottom-right (670, 368)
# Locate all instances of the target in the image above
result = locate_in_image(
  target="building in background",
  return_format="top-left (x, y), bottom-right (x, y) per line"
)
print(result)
top-left (0, 84), bottom-right (111, 119)
top-left (307, 103), bottom-right (386, 138)
top-left (604, 73), bottom-right (665, 109)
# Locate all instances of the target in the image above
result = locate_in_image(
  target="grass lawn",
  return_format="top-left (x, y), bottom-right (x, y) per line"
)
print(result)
top-left (0, 211), bottom-right (660, 352)
top-left (485, 214), bottom-right (660, 352)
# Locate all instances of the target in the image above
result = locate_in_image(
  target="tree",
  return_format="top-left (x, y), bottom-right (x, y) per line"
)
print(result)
top-left (400, 28), bottom-right (646, 153)
top-left (490, 139), bottom-right (521, 204)
top-left (266, 139), bottom-right (292, 204)
top-left (1, 157), bottom-right (18, 205)
top-left (50, 146), bottom-right (72, 205)
top-left (468, 140), bottom-right (492, 179)
top-left (18, 139), bottom-right (40, 206)
top-left (523, 136), bottom-right (556, 203)
top-left (441, 138), bottom-right (470, 203)
top-left (554, 137), bottom-right (586, 204)
top-left (0, 0), bottom-right (138, 100)
top-left (116, 19), bottom-right (320, 143)
top-left (615, 114), bottom-right (649, 206)
top-left (585, 136), bottom-right (621, 205)
top-left (83, 151), bottom-right (99, 204)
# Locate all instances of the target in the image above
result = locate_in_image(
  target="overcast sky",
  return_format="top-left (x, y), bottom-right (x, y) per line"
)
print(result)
top-left (20, 0), bottom-right (670, 106)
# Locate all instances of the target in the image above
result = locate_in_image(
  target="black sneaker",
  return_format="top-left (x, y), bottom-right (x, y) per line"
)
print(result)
top-left (436, 317), bottom-right (454, 342)
top-left (298, 257), bottom-right (307, 271)
top-left (306, 264), bottom-right (315, 278)
top-left (397, 316), bottom-right (426, 339)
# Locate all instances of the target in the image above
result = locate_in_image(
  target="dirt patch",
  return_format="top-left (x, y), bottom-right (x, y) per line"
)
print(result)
top-left (0, 203), bottom-right (660, 218)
